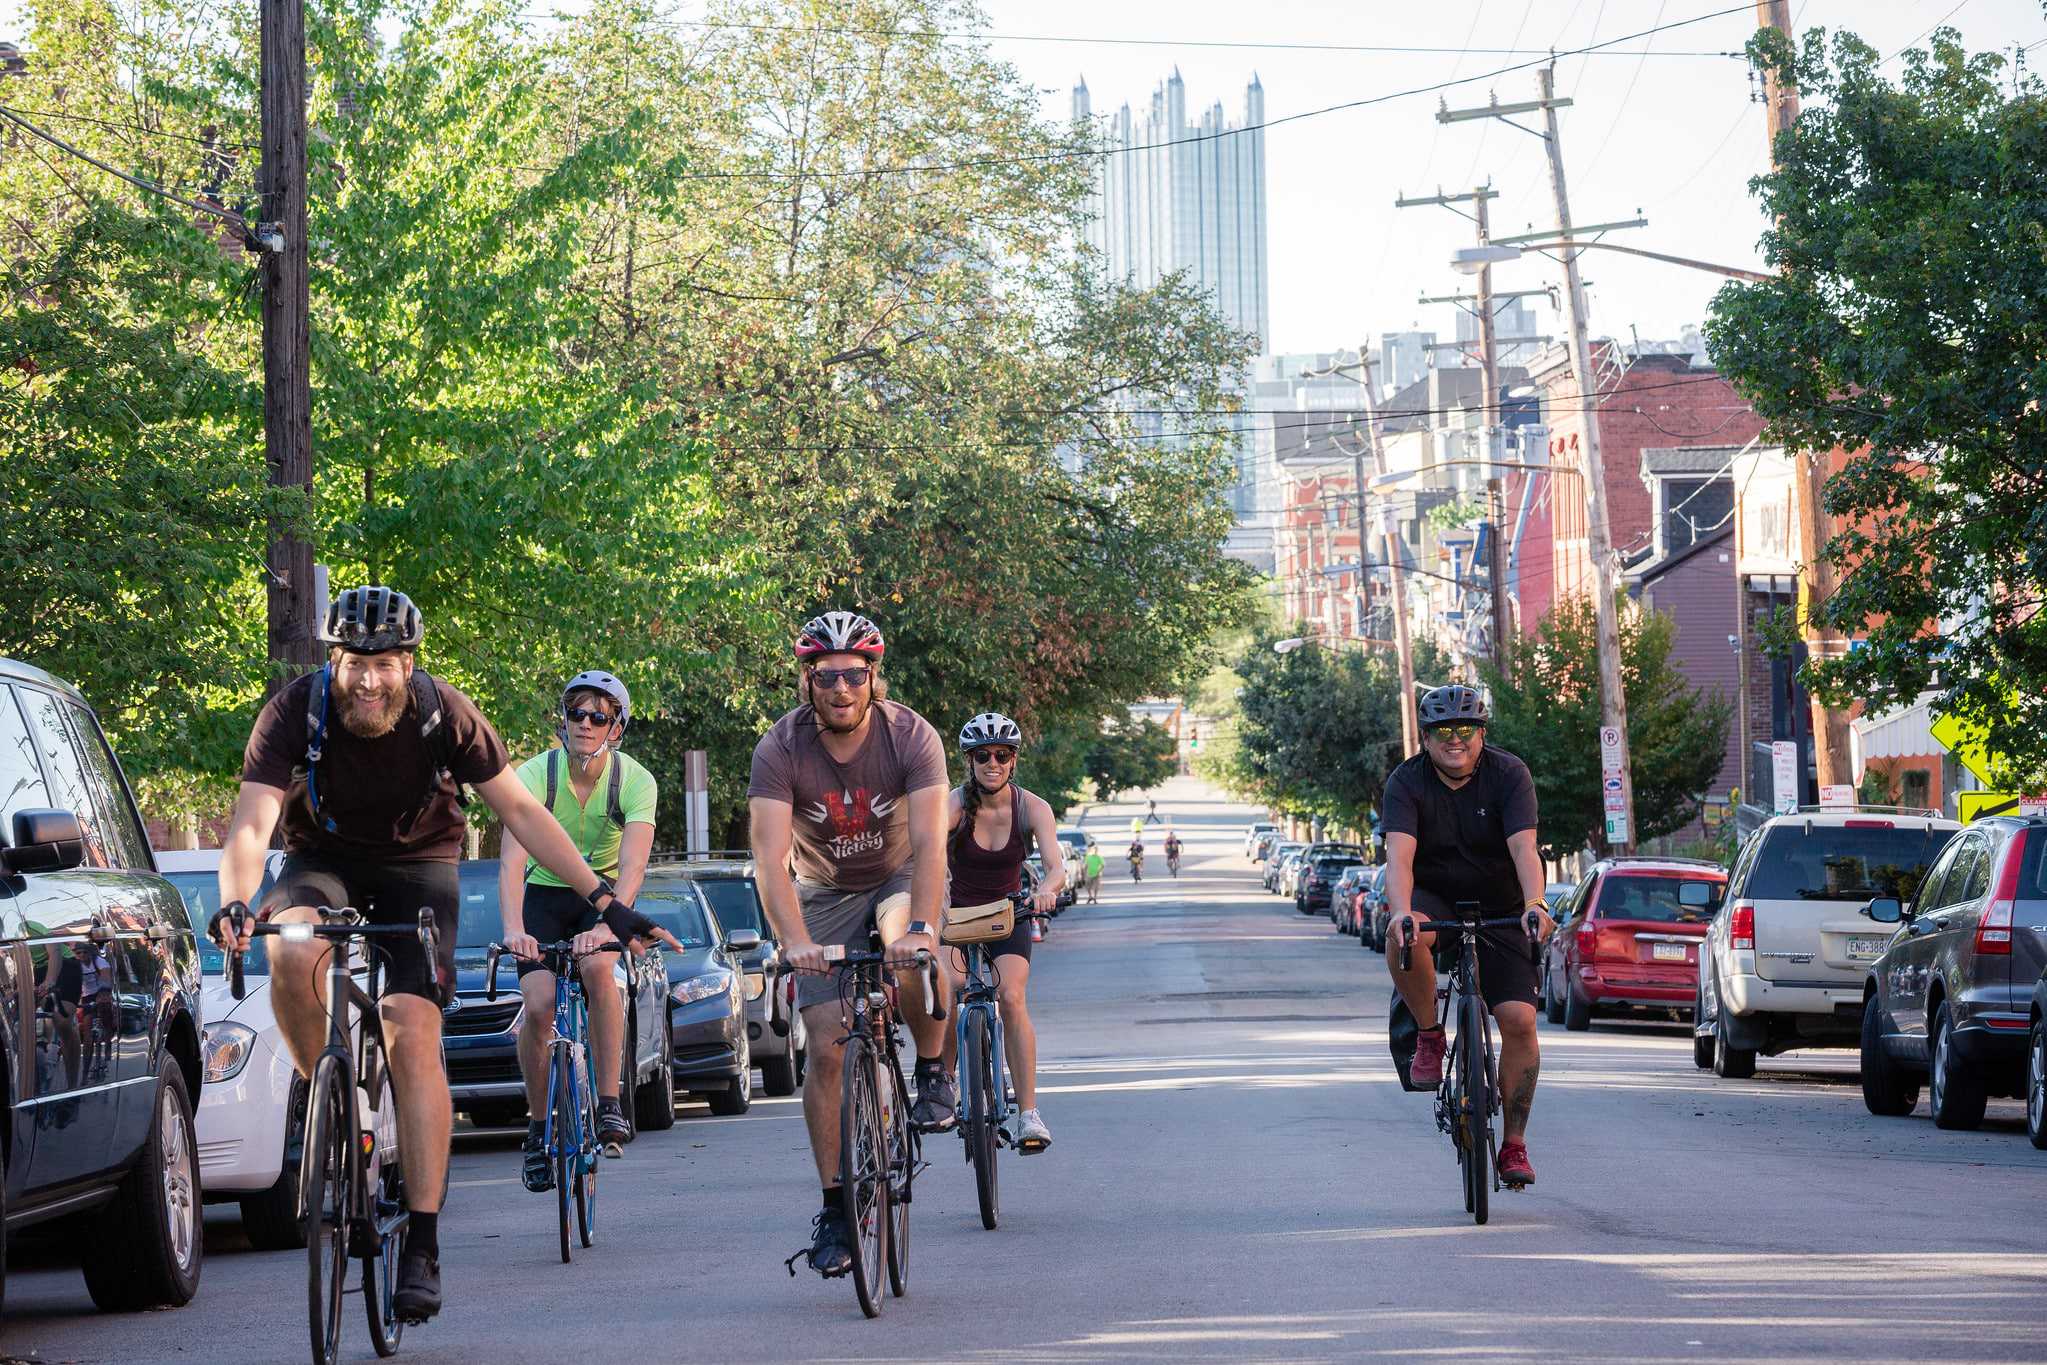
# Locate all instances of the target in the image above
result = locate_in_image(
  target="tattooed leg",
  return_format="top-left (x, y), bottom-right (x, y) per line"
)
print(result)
top-left (1494, 1002), bottom-right (1541, 1141)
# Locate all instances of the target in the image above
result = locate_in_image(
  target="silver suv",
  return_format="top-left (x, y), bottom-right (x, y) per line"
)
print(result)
top-left (1694, 807), bottom-right (1957, 1077)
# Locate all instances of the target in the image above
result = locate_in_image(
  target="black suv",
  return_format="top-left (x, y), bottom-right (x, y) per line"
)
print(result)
top-left (0, 658), bottom-right (205, 1313)
top-left (1859, 816), bottom-right (2047, 1129)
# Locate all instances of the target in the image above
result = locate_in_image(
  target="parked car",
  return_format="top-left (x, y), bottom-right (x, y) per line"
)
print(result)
top-left (0, 658), bottom-right (206, 1313)
top-left (159, 852), bottom-right (311, 1250)
top-left (1694, 808), bottom-right (1957, 1078)
top-left (1543, 882), bottom-right (1576, 916)
top-left (1277, 849), bottom-right (1311, 898)
top-left (441, 860), bottom-right (673, 1134)
top-left (1245, 822), bottom-right (1279, 858)
top-left (1857, 815), bottom-right (2047, 1129)
top-left (661, 856), bottom-right (806, 1095)
top-left (2029, 966), bottom-right (2047, 1149)
top-left (637, 868), bottom-right (759, 1116)
top-left (1298, 853), bottom-right (1364, 916)
top-left (1252, 830), bottom-right (1283, 863)
top-left (1263, 843), bottom-right (1305, 893)
top-left (1052, 828), bottom-right (1094, 910)
top-left (1329, 866), bottom-right (1371, 934)
top-left (1542, 858), bottom-right (1726, 1031)
top-left (1368, 870), bottom-right (1397, 952)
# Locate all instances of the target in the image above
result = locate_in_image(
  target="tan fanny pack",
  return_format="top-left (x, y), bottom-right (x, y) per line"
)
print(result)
top-left (941, 898), bottom-right (1014, 945)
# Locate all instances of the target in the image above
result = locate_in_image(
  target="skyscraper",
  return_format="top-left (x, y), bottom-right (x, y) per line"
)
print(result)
top-left (1074, 71), bottom-right (1270, 350)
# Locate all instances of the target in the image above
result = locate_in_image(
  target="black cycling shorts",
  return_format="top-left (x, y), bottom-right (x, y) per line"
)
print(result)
top-left (515, 883), bottom-right (603, 979)
top-left (260, 852), bottom-right (459, 1006)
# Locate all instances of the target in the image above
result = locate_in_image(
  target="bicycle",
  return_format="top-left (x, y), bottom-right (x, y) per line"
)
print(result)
top-left (1166, 847), bottom-right (1181, 878)
top-left (1128, 850), bottom-right (1144, 882)
top-left (482, 938), bottom-right (625, 1264)
top-left (950, 895), bottom-right (1048, 1231)
top-left (812, 941), bottom-right (942, 1318)
top-left (227, 905), bottom-right (437, 1365)
top-left (1396, 902), bottom-right (1542, 1227)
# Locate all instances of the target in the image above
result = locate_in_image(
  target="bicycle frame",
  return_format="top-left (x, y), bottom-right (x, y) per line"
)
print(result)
top-left (953, 942), bottom-right (1011, 1139)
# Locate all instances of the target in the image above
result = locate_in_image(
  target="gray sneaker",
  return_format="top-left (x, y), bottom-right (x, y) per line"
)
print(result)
top-left (910, 1064), bottom-right (957, 1132)
top-left (1015, 1108), bottom-right (1051, 1153)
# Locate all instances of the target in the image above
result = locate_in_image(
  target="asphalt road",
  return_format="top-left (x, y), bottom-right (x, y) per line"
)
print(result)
top-left (10, 775), bottom-right (2047, 1363)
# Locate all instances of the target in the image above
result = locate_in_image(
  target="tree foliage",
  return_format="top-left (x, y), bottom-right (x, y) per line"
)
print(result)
top-left (1706, 19), bottom-right (2047, 787)
top-left (1480, 598), bottom-right (1730, 858)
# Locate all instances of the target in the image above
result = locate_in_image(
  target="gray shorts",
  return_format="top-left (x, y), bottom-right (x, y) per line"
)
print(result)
top-left (794, 866), bottom-right (916, 1011)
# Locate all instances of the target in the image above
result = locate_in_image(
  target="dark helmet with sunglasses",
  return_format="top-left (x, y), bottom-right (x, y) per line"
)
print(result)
top-left (561, 669), bottom-right (630, 734)
top-left (794, 610), bottom-right (886, 660)
top-left (958, 712), bottom-right (1023, 754)
top-left (1417, 683), bottom-right (1488, 730)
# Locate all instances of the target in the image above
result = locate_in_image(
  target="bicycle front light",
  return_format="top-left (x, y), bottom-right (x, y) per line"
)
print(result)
top-left (671, 969), bottom-right (734, 1007)
top-left (202, 1021), bottom-right (258, 1082)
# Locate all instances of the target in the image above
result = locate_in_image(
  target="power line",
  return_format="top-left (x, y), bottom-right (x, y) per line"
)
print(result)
top-left (0, 105), bottom-right (259, 149)
top-left (0, 103), bottom-right (249, 228)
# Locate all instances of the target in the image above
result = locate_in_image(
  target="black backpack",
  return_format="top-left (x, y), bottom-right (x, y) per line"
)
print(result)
top-left (301, 665), bottom-right (465, 833)
top-left (542, 747), bottom-right (627, 831)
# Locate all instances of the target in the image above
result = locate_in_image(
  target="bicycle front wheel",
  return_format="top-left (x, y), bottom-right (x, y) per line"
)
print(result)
top-left (967, 1009), bottom-right (1000, 1231)
top-left (303, 1055), bottom-right (351, 1365)
top-left (839, 1036), bottom-right (887, 1317)
top-left (1460, 992), bottom-right (1492, 1226)
top-left (362, 1058), bottom-right (404, 1357)
top-left (552, 1043), bottom-right (576, 1263)
top-left (885, 1051), bottom-right (915, 1296)
top-left (574, 1045), bottom-right (597, 1249)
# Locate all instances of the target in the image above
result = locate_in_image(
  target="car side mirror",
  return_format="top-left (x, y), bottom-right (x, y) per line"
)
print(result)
top-left (2, 809), bottom-right (86, 875)
top-left (725, 929), bottom-right (762, 953)
top-left (1863, 896), bottom-right (1903, 924)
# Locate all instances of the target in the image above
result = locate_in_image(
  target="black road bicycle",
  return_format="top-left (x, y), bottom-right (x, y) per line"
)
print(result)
top-left (1398, 902), bottom-right (1541, 1226)
top-left (228, 906), bottom-right (437, 1365)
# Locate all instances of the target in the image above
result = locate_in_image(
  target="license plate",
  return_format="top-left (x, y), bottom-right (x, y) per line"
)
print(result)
top-left (1651, 942), bottom-right (1688, 962)
top-left (1848, 936), bottom-right (1889, 958)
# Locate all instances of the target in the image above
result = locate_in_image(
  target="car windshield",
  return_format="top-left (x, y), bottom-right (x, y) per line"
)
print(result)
top-left (1276, 845), bottom-right (1304, 859)
top-left (694, 877), bottom-right (765, 937)
top-left (1315, 857), bottom-right (1362, 873)
top-left (170, 870), bottom-right (273, 976)
top-left (1749, 824), bottom-right (1952, 902)
top-left (1058, 832), bottom-right (1089, 850)
top-left (455, 862), bottom-right (505, 948)
top-left (636, 877), bottom-right (714, 946)
top-left (1596, 875), bottom-right (1724, 923)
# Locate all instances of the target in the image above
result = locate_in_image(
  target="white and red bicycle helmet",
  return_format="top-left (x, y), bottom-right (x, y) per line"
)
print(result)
top-left (794, 611), bottom-right (886, 661)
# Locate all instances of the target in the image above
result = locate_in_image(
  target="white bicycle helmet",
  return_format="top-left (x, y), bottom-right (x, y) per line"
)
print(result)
top-left (794, 610), bottom-right (886, 660)
top-left (958, 712), bottom-right (1023, 752)
top-left (562, 670), bottom-right (630, 731)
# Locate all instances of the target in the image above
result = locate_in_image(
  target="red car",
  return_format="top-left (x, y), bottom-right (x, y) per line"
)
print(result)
top-left (1542, 857), bottom-right (1726, 1030)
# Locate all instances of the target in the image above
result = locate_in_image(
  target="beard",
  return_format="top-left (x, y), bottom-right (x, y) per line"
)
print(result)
top-left (337, 683), bottom-right (408, 739)
top-left (815, 694), bottom-right (871, 734)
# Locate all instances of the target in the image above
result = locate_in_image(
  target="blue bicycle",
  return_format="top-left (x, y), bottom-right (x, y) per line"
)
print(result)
top-left (484, 939), bottom-right (622, 1262)
top-left (951, 893), bottom-right (1045, 1230)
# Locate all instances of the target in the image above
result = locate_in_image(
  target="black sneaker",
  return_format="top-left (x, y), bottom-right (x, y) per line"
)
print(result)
top-left (910, 1063), bottom-right (957, 1133)
top-left (392, 1250), bottom-right (441, 1322)
top-left (806, 1207), bottom-right (853, 1277)
top-left (597, 1100), bottom-right (630, 1157)
top-left (522, 1132), bottom-right (553, 1192)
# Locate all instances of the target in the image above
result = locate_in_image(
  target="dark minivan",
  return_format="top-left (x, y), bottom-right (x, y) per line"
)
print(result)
top-left (0, 658), bottom-right (205, 1314)
top-left (1859, 815), bottom-right (2047, 1129)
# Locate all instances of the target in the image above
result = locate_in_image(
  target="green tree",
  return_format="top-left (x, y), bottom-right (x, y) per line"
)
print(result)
top-left (1706, 19), bottom-right (2047, 788)
top-left (1079, 714), bottom-right (1177, 802)
top-left (1482, 598), bottom-right (1731, 858)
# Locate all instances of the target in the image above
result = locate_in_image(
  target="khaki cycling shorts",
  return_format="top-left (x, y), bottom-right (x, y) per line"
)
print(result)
top-left (793, 866), bottom-right (915, 1011)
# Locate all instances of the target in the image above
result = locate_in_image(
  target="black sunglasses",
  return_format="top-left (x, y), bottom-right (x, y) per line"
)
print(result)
top-left (564, 706), bottom-right (618, 726)
top-left (970, 747), bottom-right (1017, 766)
top-left (810, 666), bottom-right (872, 690)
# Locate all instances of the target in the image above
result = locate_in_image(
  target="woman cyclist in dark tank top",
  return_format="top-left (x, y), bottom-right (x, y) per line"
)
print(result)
top-left (943, 713), bottom-right (1066, 1153)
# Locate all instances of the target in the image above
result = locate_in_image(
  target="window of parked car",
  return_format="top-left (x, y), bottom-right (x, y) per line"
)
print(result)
top-left (167, 871), bottom-right (275, 975)
top-left (1595, 875), bottom-right (1723, 922)
top-left (16, 686), bottom-right (121, 868)
top-left (692, 877), bottom-right (765, 938)
top-left (1744, 824), bottom-right (1949, 902)
top-left (60, 700), bottom-right (152, 871)
top-left (637, 877), bottom-right (715, 947)
top-left (0, 685), bottom-right (52, 832)
top-left (455, 862), bottom-right (504, 947)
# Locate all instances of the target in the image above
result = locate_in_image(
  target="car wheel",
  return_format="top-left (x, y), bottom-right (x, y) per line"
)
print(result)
top-left (635, 1025), bottom-right (677, 1131)
top-left (617, 1023), bottom-right (641, 1144)
top-left (1544, 966), bottom-right (1566, 1026)
top-left (1928, 1000), bottom-right (1988, 1130)
top-left (80, 1055), bottom-right (202, 1311)
top-left (761, 1046), bottom-right (799, 1097)
top-left (1713, 1009), bottom-right (1757, 1080)
top-left (708, 1045), bottom-right (753, 1117)
top-left (241, 1077), bottom-right (309, 1250)
top-left (1563, 982), bottom-right (1592, 1032)
top-left (1859, 994), bottom-right (1920, 1118)
top-left (2027, 1018), bottom-right (2047, 1151)
top-left (1691, 985), bottom-right (1714, 1070)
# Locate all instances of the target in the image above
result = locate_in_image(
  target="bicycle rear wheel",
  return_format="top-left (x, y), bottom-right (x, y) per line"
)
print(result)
top-left (361, 1055), bottom-right (405, 1357)
top-left (552, 1043), bottom-right (575, 1263)
top-left (886, 1052), bottom-right (915, 1296)
top-left (967, 1009), bottom-right (1000, 1231)
top-left (1461, 991), bottom-right (1492, 1226)
top-left (574, 1044), bottom-right (597, 1249)
top-left (303, 1055), bottom-right (350, 1365)
top-left (839, 1037), bottom-right (887, 1317)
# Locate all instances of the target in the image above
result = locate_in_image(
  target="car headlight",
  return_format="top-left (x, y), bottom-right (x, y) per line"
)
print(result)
top-left (671, 969), bottom-right (735, 1007)
top-left (742, 971), bottom-right (767, 1002)
top-left (202, 1021), bottom-right (258, 1082)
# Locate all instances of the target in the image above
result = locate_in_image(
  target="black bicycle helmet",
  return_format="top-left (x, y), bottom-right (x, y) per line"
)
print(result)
top-left (1417, 683), bottom-right (1488, 729)
top-left (958, 712), bottom-right (1023, 753)
top-left (319, 586), bottom-right (423, 654)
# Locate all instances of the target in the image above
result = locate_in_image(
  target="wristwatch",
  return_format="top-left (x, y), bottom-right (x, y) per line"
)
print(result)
top-left (584, 876), bottom-right (617, 912)
top-left (906, 920), bottom-right (933, 938)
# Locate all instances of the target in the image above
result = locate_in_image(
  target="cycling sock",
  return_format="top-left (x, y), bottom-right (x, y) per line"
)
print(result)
top-left (405, 1211), bottom-right (439, 1258)
top-left (598, 1095), bottom-right (623, 1113)
top-left (822, 1186), bottom-right (840, 1211)
top-left (527, 1119), bottom-right (545, 1140)
top-left (915, 1055), bottom-right (942, 1074)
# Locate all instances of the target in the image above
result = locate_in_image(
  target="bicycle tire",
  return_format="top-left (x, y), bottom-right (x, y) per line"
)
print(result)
top-left (968, 1009), bottom-right (999, 1231)
top-left (361, 1058), bottom-right (403, 1358)
top-left (552, 1043), bottom-right (575, 1264)
top-left (839, 1036), bottom-right (887, 1318)
top-left (304, 1055), bottom-right (350, 1365)
top-left (886, 1053), bottom-right (914, 1296)
top-left (575, 1041), bottom-right (597, 1249)
top-left (1462, 991), bottom-right (1491, 1226)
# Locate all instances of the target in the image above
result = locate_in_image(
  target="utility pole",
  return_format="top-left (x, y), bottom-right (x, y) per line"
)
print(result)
top-left (1354, 345), bottom-right (1420, 758)
top-left (1754, 0), bottom-right (1852, 796)
top-left (261, 0), bottom-right (317, 687)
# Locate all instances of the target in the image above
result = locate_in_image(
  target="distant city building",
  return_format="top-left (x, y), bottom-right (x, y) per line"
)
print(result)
top-left (1376, 331), bottom-right (1436, 396)
top-left (1451, 296), bottom-right (1545, 369)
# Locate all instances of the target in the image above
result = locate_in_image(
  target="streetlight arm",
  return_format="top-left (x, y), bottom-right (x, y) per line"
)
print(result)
top-left (1518, 238), bottom-right (1770, 282)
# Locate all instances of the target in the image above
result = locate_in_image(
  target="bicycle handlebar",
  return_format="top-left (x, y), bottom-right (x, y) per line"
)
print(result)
top-left (481, 939), bottom-right (626, 1002)
top-left (223, 905), bottom-right (437, 1002)
top-left (1396, 905), bottom-right (1547, 973)
top-left (819, 944), bottom-right (946, 1023)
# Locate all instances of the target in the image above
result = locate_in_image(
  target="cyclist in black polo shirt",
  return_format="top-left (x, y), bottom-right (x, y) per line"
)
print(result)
top-left (1381, 684), bottom-right (1554, 1188)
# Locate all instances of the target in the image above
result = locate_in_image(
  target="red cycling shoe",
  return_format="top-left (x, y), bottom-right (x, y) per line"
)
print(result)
top-left (1496, 1139), bottom-right (1535, 1187)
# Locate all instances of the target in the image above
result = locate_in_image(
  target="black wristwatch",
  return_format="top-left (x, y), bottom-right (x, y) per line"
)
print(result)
top-left (584, 876), bottom-right (617, 912)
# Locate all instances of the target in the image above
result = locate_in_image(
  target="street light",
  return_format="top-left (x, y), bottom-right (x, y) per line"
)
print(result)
top-left (1273, 635), bottom-right (1392, 656)
top-left (1452, 238), bottom-right (1769, 282)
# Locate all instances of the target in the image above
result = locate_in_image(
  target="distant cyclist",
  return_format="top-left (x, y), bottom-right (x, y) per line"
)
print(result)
top-left (1127, 836), bottom-right (1145, 881)
top-left (1381, 684), bottom-right (1553, 1189)
top-left (1164, 830), bottom-right (1183, 877)
top-left (500, 670), bottom-right (671, 1184)
top-left (212, 587), bottom-right (660, 1320)
top-left (747, 612), bottom-right (952, 1277)
top-left (941, 713), bottom-right (1064, 1153)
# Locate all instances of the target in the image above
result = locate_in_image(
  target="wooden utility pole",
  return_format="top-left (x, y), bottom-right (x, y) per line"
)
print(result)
top-left (1754, 0), bottom-right (1853, 795)
top-left (1537, 64), bottom-right (1637, 852)
top-left (1471, 188), bottom-right (1514, 683)
top-left (1355, 345), bottom-right (1420, 758)
top-left (261, 0), bottom-right (318, 684)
